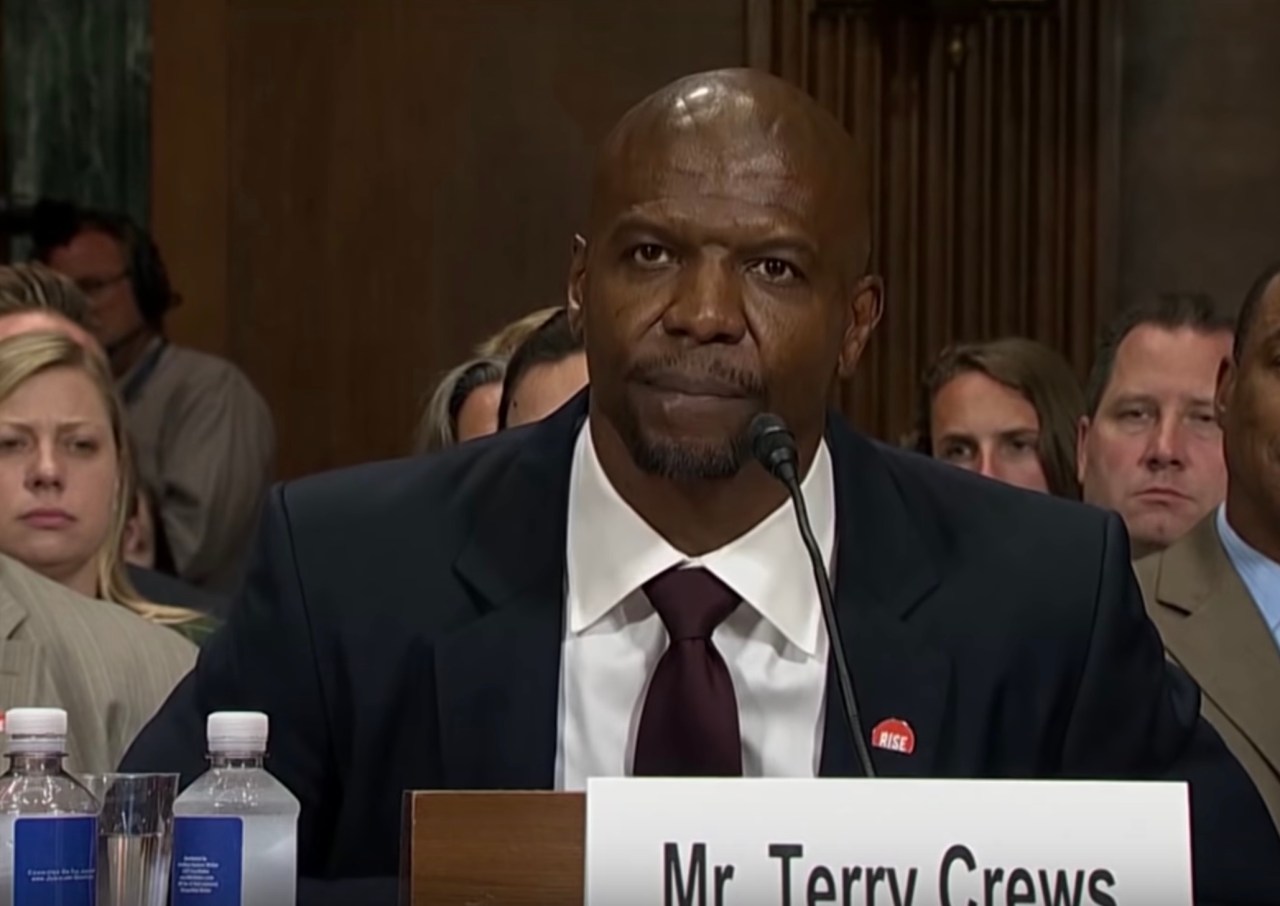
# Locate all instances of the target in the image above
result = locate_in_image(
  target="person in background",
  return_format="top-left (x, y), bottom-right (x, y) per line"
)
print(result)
top-left (910, 337), bottom-right (1084, 498)
top-left (0, 331), bottom-right (217, 645)
top-left (34, 204), bottom-right (275, 591)
top-left (475, 305), bottom-right (561, 358)
top-left (1135, 262), bottom-right (1280, 829)
top-left (1078, 293), bottom-right (1233, 558)
top-left (498, 309), bottom-right (587, 429)
top-left (0, 264), bottom-right (227, 618)
top-left (412, 357), bottom-right (506, 454)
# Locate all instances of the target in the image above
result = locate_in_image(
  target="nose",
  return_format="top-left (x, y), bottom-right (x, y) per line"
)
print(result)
top-left (976, 446), bottom-right (1002, 481)
top-left (26, 441), bottom-right (64, 492)
top-left (660, 253), bottom-right (747, 345)
top-left (1143, 413), bottom-right (1188, 470)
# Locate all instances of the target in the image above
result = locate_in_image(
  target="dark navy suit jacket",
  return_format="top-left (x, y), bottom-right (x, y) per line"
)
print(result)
top-left (124, 394), bottom-right (1280, 905)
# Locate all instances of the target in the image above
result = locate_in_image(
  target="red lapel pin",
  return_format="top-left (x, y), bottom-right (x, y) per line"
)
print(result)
top-left (870, 717), bottom-right (915, 755)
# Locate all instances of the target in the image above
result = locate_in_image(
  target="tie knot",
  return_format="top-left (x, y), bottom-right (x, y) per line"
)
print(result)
top-left (644, 567), bottom-right (739, 641)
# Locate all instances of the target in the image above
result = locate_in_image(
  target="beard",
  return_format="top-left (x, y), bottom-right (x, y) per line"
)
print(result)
top-left (614, 355), bottom-right (765, 481)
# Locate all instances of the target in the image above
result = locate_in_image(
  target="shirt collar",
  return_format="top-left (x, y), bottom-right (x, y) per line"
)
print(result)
top-left (1217, 504), bottom-right (1280, 634)
top-left (565, 419), bottom-right (835, 657)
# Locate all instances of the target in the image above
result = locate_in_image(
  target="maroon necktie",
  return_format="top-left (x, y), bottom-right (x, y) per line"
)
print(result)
top-left (633, 567), bottom-right (743, 777)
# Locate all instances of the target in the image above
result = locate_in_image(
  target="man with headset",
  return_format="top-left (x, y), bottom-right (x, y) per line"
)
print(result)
top-left (34, 204), bottom-right (275, 593)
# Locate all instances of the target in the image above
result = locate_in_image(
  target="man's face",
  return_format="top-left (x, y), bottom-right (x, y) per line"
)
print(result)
top-left (1219, 277), bottom-right (1280, 546)
top-left (930, 371), bottom-right (1048, 494)
top-left (572, 105), bottom-right (880, 481)
top-left (44, 229), bottom-right (145, 349)
top-left (1078, 325), bottom-right (1231, 556)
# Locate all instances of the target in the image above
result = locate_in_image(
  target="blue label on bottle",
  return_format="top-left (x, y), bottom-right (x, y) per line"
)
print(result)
top-left (171, 817), bottom-right (243, 905)
top-left (13, 816), bottom-right (97, 906)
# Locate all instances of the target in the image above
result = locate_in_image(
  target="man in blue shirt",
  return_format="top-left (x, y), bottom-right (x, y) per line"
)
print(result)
top-left (1136, 260), bottom-right (1280, 828)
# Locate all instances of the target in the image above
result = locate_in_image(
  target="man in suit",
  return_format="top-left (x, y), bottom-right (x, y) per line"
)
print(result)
top-left (0, 551), bottom-right (195, 773)
top-left (123, 70), bottom-right (1280, 904)
top-left (1136, 262), bottom-right (1280, 828)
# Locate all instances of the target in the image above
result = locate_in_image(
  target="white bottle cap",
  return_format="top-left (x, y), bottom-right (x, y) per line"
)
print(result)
top-left (207, 711), bottom-right (269, 754)
top-left (5, 707), bottom-right (68, 754)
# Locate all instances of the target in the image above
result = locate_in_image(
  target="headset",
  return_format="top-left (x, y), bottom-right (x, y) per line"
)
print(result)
top-left (31, 202), bottom-right (176, 329)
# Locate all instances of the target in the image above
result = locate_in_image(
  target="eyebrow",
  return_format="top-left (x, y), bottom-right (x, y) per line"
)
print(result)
top-left (608, 213), bottom-right (820, 259)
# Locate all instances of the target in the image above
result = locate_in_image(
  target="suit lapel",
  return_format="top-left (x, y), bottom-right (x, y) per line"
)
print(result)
top-left (436, 398), bottom-right (585, 789)
top-left (1151, 516), bottom-right (1280, 781)
top-left (820, 420), bottom-right (950, 778)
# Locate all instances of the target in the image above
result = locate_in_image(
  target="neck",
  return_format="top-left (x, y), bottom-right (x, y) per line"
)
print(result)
top-left (589, 414), bottom-right (818, 556)
top-left (1225, 489), bottom-right (1280, 566)
top-left (108, 326), bottom-right (158, 378)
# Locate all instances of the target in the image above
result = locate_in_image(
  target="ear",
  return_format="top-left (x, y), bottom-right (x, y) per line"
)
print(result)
top-left (837, 274), bottom-right (885, 379)
top-left (567, 234), bottom-right (588, 338)
top-left (1216, 355), bottom-right (1235, 427)
top-left (1075, 415), bottom-right (1091, 486)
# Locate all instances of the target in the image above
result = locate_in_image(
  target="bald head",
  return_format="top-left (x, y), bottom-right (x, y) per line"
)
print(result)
top-left (589, 69), bottom-right (869, 277)
top-left (569, 68), bottom-right (883, 495)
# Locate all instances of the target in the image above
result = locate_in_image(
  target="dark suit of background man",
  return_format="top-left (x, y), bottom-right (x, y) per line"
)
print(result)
top-left (124, 70), bottom-right (1280, 906)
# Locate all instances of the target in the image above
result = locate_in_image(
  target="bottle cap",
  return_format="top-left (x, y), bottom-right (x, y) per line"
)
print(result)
top-left (5, 707), bottom-right (68, 754)
top-left (207, 711), bottom-right (269, 754)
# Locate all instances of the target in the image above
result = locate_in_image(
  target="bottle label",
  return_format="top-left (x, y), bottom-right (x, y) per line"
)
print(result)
top-left (13, 816), bottom-right (97, 905)
top-left (171, 816), bottom-right (243, 905)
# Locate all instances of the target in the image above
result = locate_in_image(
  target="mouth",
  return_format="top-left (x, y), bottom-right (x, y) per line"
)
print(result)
top-left (635, 374), bottom-right (754, 400)
top-left (20, 509), bottom-right (75, 529)
top-left (1133, 488), bottom-right (1193, 505)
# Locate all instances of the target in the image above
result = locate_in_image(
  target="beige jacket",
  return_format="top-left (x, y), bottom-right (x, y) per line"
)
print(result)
top-left (124, 340), bottom-right (275, 591)
top-left (0, 554), bottom-right (197, 774)
top-left (1135, 514), bottom-right (1280, 829)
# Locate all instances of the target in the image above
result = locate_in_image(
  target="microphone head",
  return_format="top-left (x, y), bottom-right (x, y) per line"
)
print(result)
top-left (748, 413), bottom-right (799, 481)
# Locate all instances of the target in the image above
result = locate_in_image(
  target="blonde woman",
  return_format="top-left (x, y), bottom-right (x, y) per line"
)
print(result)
top-left (0, 330), bottom-right (215, 644)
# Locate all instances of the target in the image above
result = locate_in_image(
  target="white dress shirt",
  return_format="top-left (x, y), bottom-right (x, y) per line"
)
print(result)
top-left (556, 422), bottom-right (835, 790)
top-left (1217, 505), bottom-right (1280, 652)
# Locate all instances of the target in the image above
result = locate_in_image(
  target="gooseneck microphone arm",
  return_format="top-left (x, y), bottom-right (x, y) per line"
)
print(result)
top-left (748, 413), bottom-right (877, 779)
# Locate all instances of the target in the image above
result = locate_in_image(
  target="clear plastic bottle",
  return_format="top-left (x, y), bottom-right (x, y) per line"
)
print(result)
top-left (171, 712), bottom-right (299, 906)
top-left (0, 707), bottom-right (99, 906)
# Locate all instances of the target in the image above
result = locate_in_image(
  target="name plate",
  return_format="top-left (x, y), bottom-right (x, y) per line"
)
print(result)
top-left (585, 778), bottom-right (1190, 906)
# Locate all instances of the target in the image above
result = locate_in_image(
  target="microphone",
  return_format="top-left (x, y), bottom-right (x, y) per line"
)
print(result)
top-left (748, 413), bottom-right (877, 779)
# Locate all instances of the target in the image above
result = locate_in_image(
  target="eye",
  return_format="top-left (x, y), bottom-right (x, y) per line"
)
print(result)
top-left (937, 442), bottom-right (973, 464)
top-left (1008, 436), bottom-right (1038, 453)
top-left (628, 244), bottom-right (675, 267)
top-left (746, 258), bottom-right (802, 285)
top-left (67, 437), bottom-right (101, 455)
top-left (0, 436), bottom-right (25, 453)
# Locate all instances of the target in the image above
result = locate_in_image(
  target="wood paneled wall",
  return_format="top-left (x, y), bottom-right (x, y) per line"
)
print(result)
top-left (154, 0), bottom-right (747, 479)
top-left (154, 0), bottom-right (1120, 474)
top-left (748, 0), bottom-right (1120, 442)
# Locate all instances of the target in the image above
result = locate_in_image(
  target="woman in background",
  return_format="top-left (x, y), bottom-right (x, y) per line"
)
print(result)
top-left (413, 356), bottom-right (507, 453)
top-left (0, 331), bottom-right (214, 642)
top-left (911, 337), bottom-right (1085, 499)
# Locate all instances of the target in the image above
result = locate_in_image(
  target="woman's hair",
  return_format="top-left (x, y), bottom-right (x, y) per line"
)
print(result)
top-left (911, 337), bottom-right (1086, 499)
top-left (0, 263), bottom-right (92, 325)
top-left (413, 357), bottom-right (507, 454)
top-left (498, 310), bottom-right (584, 429)
top-left (474, 306), bottom-right (562, 359)
top-left (0, 331), bottom-right (200, 624)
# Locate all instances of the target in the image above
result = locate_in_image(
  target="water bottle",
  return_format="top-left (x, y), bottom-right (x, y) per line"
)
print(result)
top-left (171, 712), bottom-right (299, 906)
top-left (0, 707), bottom-right (99, 906)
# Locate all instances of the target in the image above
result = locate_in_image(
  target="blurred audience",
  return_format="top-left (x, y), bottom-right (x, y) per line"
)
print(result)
top-left (475, 306), bottom-right (561, 358)
top-left (413, 357), bottom-right (505, 454)
top-left (1134, 263), bottom-right (1280, 828)
top-left (1078, 293), bottom-right (1233, 558)
top-left (0, 331), bottom-right (216, 644)
top-left (0, 264), bottom-right (228, 618)
top-left (499, 309), bottom-right (587, 429)
top-left (34, 204), bottom-right (274, 591)
top-left (911, 337), bottom-right (1084, 498)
